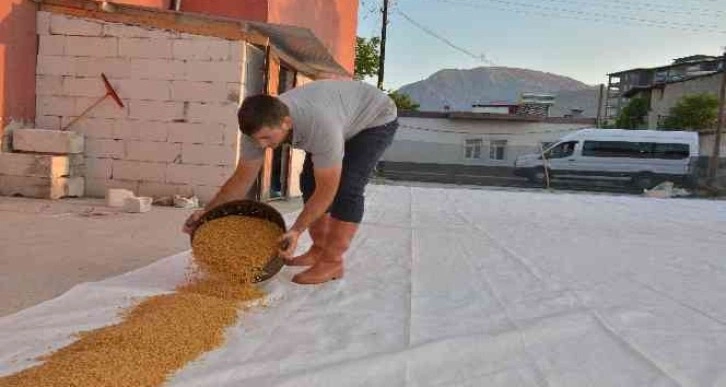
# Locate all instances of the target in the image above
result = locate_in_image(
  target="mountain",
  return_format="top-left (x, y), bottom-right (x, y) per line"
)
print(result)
top-left (397, 67), bottom-right (601, 117)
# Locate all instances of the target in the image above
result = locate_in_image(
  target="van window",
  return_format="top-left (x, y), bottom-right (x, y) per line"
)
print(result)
top-left (547, 141), bottom-right (576, 159)
top-left (651, 143), bottom-right (690, 159)
top-left (582, 141), bottom-right (690, 159)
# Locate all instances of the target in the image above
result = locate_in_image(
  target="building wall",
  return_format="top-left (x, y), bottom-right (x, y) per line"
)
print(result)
top-left (383, 117), bottom-right (592, 167)
top-left (178, 0), bottom-right (357, 75)
top-left (0, 0), bottom-right (37, 137)
top-left (648, 72), bottom-right (722, 129)
top-left (177, 0), bottom-right (268, 23)
top-left (95, 0), bottom-right (172, 8)
top-left (700, 133), bottom-right (726, 157)
top-left (267, 0), bottom-right (357, 75)
top-left (34, 11), bottom-right (249, 203)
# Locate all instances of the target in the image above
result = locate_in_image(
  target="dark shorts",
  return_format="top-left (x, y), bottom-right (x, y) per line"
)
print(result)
top-left (300, 119), bottom-right (398, 223)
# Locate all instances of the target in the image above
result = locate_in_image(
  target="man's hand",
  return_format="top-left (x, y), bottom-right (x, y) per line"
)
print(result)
top-left (278, 229), bottom-right (302, 260)
top-left (182, 210), bottom-right (205, 235)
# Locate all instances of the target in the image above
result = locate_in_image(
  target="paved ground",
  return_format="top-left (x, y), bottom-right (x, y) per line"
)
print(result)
top-left (0, 196), bottom-right (302, 317)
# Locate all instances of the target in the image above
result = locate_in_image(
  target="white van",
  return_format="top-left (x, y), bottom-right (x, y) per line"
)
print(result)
top-left (514, 128), bottom-right (700, 189)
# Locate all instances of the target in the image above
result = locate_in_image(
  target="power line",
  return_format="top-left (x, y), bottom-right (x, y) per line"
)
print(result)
top-left (394, 8), bottom-right (495, 64)
top-left (506, 0), bottom-right (726, 17)
top-left (425, 0), bottom-right (726, 34)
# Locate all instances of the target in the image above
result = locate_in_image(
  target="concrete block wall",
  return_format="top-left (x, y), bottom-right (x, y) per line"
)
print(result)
top-left (0, 152), bottom-right (85, 199)
top-left (35, 12), bottom-right (247, 203)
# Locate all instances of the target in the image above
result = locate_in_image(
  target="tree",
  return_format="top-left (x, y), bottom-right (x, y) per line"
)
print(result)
top-left (615, 97), bottom-right (649, 129)
top-left (388, 90), bottom-right (420, 111)
top-left (662, 93), bottom-right (719, 132)
top-left (354, 36), bottom-right (380, 81)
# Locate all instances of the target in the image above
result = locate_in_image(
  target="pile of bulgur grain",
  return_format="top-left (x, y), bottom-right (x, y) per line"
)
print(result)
top-left (0, 215), bottom-right (282, 387)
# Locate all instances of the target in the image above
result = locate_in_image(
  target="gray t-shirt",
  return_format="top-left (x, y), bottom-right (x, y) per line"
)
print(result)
top-left (241, 80), bottom-right (397, 168)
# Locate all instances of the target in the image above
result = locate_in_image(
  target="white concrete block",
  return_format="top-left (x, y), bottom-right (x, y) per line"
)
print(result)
top-left (113, 160), bottom-right (166, 182)
top-left (86, 139), bottom-right (125, 159)
top-left (170, 81), bottom-right (231, 102)
top-left (172, 39), bottom-right (230, 61)
top-left (39, 35), bottom-right (66, 56)
top-left (229, 41), bottom-right (244, 63)
top-left (85, 157), bottom-right (113, 179)
top-left (165, 164), bottom-right (229, 186)
top-left (0, 176), bottom-right (84, 199)
top-left (50, 14), bottom-right (103, 36)
top-left (130, 59), bottom-right (185, 80)
top-left (126, 141), bottom-right (180, 163)
top-left (113, 120), bottom-right (167, 142)
top-left (36, 75), bottom-right (65, 96)
top-left (123, 196), bottom-right (152, 213)
top-left (35, 115), bottom-right (62, 130)
top-left (73, 57), bottom-right (131, 79)
top-left (185, 61), bottom-right (241, 82)
top-left (119, 38), bottom-right (173, 59)
top-left (63, 76), bottom-right (107, 97)
top-left (63, 117), bottom-right (116, 139)
top-left (65, 36), bottom-right (118, 57)
top-left (114, 79), bottom-right (170, 101)
top-left (86, 178), bottom-right (139, 198)
top-left (181, 143), bottom-right (236, 166)
top-left (167, 122), bottom-right (225, 144)
top-left (13, 128), bottom-right (84, 154)
top-left (222, 125), bottom-right (240, 146)
top-left (37, 56), bottom-right (75, 76)
top-left (112, 120), bottom-right (141, 140)
top-left (0, 153), bottom-right (71, 178)
top-left (129, 100), bottom-right (184, 121)
top-left (226, 82), bottom-right (242, 103)
top-left (103, 23), bottom-right (165, 39)
top-left (36, 96), bottom-right (76, 117)
top-left (37, 11), bottom-right (51, 36)
top-left (140, 121), bottom-right (169, 142)
top-left (106, 188), bottom-right (135, 207)
top-left (187, 102), bottom-right (238, 125)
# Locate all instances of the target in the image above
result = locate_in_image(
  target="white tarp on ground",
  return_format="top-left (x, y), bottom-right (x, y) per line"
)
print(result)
top-left (2, 185), bottom-right (726, 386)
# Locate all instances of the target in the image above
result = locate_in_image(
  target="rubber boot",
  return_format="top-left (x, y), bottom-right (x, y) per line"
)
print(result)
top-left (291, 218), bottom-right (358, 285)
top-left (285, 214), bottom-right (330, 267)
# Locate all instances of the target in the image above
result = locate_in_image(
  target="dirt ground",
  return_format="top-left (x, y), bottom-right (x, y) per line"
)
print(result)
top-left (0, 196), bottom-right (301, 317)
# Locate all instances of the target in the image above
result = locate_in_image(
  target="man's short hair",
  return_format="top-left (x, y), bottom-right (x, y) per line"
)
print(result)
top-left (237, 94), bottom-right (290, 136)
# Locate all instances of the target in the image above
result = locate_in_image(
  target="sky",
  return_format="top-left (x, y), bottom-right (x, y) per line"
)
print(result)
top-left (356, 0), bottom-right (726, 90)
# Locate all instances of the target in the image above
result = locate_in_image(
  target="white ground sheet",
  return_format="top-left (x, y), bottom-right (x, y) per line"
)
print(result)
top-left (2, 185), bottom-right (726, 386)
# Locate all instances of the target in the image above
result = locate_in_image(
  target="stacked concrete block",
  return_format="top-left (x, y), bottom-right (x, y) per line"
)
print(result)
top-left (0, 129), bottom-right (85, 199)
top-left (13, 128), bottom-right (84, 154)
top-left (34, 11), bottom-right (247, 204)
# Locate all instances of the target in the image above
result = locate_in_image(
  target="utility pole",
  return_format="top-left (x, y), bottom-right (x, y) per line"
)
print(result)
top-left (377, 0), bottom-right (389, 90)
top-left (596, 84), bottom-right (605, 128)
top-left (708, 50), bottom-right (726, 186)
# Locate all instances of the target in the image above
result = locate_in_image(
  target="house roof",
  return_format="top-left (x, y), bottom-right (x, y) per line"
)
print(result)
top-left (36, 0), bottom-right (350, 78)
top-left (622, 69), bottom-right (723, 98)
top-left (608, 57), bottom-right (722, 77)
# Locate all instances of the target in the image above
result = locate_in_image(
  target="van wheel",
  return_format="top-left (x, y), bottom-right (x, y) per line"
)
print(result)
top-left (528, 168), bottom-right (550, 186)
top-left (632, 174), bottom-right (656, 190)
